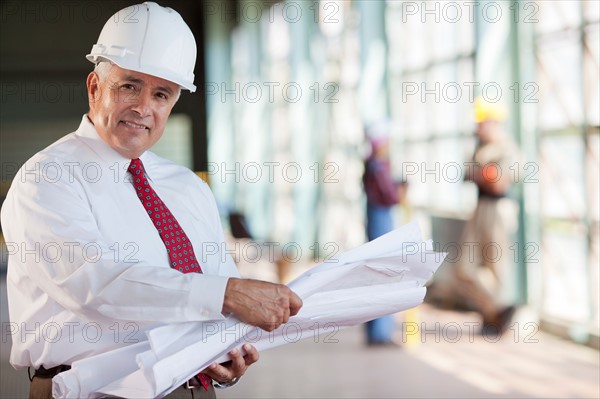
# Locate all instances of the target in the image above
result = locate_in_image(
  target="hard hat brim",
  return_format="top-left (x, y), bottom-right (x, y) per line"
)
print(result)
top-left (86, 54), bottom-right (197, 93)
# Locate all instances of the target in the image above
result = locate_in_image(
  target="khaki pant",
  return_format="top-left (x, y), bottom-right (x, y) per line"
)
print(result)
top-left (30, 374), bottom-right (217, 399)
top-left (453, 197), bottom-right (518, 320)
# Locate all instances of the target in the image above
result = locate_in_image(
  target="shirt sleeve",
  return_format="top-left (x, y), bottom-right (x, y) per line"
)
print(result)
top-left (1, 157), bottom-right (232, 325)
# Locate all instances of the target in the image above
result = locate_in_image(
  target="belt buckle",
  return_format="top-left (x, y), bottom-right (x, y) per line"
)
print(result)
top-left (185, 378), bottom-right (199, 390)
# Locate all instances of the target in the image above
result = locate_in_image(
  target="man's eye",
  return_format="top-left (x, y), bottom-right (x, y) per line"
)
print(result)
top-left (121, 84), bottom-right (136, 90)
top-left (156, 92), bottom-right (168, 100)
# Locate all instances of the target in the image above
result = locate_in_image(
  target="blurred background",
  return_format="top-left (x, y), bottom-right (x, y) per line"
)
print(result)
top-left (1, 0), bottom-right (599, 398)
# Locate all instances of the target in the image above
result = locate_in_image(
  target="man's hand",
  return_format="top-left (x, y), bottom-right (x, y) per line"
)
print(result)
top-left (203, 343), bottom-right (259, 384)
top-left (222, 278), bottom-right (303, 331)
top-left (471, 163), bottom-right (511, 195)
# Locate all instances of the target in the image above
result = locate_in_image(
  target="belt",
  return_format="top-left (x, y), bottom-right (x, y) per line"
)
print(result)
top-left (184, 376), bottom-right (205, 390)
top-left (31, 365), bottom-right (71, 380)
top-left (478, 191), bottom-right (507, 199)
top-left (31, 364), bottom-right (208, 391)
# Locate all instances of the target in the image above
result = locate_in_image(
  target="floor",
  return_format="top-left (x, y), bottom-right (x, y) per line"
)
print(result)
top-left (216, 306), bottom-right (600, 399)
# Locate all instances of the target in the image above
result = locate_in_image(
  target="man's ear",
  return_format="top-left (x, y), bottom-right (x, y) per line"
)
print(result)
top-left (86, 71), bottom-right (101, 106)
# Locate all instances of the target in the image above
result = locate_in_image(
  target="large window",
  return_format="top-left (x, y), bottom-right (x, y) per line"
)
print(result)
top-left (387, 0), bottom-right (477, 217)
top-left (535, 0), bottom-right (599, 335)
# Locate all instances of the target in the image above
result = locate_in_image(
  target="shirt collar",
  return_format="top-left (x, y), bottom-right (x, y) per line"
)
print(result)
top-left (74, 114), bottom-right (155, 182)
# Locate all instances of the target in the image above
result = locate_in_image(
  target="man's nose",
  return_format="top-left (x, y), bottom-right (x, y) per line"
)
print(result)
top-left (130, 91), bottom-right (152, 117)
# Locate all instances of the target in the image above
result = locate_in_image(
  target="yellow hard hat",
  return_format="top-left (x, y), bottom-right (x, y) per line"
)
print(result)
top-left (474, 97), bottom-right (507, 123)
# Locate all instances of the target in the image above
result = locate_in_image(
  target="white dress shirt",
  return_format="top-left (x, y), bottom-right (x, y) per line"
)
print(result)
top-left (1, 115), bottom-right (240, 369)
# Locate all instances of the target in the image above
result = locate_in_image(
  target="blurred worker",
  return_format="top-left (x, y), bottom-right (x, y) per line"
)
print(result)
top-left (362, 120), bottom-right (407, 346)
top-left (454, 98), bottom-right (519, 336)
top-left (1, 3), bottom-right (302, 399)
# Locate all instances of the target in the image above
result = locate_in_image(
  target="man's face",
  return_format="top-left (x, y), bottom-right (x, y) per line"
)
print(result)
top-left (476, 120), bottom-right (500, 143)
top-left (87, 64), bottom-right (180, 159)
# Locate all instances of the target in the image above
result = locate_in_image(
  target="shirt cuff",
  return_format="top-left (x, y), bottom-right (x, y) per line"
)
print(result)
top-left (187, 274), bottom-right (230, 321)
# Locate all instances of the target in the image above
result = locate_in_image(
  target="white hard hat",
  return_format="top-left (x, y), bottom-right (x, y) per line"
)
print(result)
top-left (86, 2), bottom-right (197, 92)
top-left (366, 119), bottom-right (392, 141)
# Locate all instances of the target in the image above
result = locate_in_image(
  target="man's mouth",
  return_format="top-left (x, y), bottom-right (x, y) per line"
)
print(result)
top-left (121, 121), bottom-right (149, 130)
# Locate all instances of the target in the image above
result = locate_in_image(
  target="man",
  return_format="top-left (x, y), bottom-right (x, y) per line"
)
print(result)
top-left (453, 98), bottom-right (519, 336)
top-left (1, 3), bottom-right (302, 398)
top-left (362, 120), bottom-right (406, 346)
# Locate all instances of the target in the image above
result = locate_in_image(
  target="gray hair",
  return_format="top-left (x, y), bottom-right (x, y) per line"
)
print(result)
top-left (93, 61), bottom-right (114, 82)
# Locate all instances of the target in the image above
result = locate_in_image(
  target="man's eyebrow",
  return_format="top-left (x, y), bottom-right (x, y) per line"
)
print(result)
top-left (121, 75), bottom-right (175, 95)
top-left (155, 85), bottom-right (175, 95)
top-left (122, 76), bottom-right (144, 85)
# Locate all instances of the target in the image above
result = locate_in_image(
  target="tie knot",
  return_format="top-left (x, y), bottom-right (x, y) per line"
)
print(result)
top-left (128, 158), bottom-right (144, 176)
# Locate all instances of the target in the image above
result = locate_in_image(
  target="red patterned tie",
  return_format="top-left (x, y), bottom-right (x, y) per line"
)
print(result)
top-left (128, 158), bottom-right (212, 391)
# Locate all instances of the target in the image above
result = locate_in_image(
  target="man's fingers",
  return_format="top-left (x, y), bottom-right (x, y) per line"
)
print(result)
top-left (203, 345), bottom-right (261, 382)
top-left (229, 348), bottom-right (245, 373)
top-left (289, 291), bottom-right (303, 316)
top-left (205, 363), bottom-right (232, 382)
top-left (223, 278), bottom-right (303, 330)
top-left (265, 320), bottom-right (281, 332)
top-left (242, 344), bottom-right (259, 365)
top-left (269, 287), bottom-right (301, 328)
top-left (283, 308), bottom-right (290, 324)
